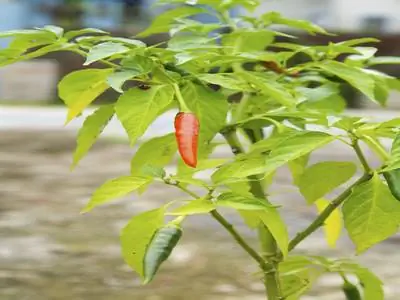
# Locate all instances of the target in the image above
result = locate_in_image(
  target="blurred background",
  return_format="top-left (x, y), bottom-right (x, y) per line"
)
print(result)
top-left (1, 1), bottom-right (400, 300)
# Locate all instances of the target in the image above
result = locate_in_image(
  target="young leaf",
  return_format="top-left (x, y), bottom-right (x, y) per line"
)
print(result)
top-left (368, 56), bottom-right (400, 66)
top-left (262, 12), bottom-right (328, 35)
top-left (65, 28), bottom-right (108, 40)
top-left (342, 174), bottom-right (400, 253)
top-left (58, 69), bottom-right (112, 123)
top-left (115, 85), bottom-right (174, 146)
top-left (107, 70), bottom-right (142, 93)
top-left (72, 104), bottom-right (114, 168)
top-left (298, 161), bottom-right (357, 203)
top-left (182, 83), bottom-right (228, 143)
top-left (167, 198), bottom-right (216, 216)
top-left (212, 131), bottom-right (334, 183)
top-left (137, 6), bottom-right (208, 37)
top-left (257, 209), bottom-right (289, 258)
top-left (120, 208), bottom-right (165, 279)
top-left (317, 61), bottom-right (377, 104)
top-left (82, 176), bottom-right (152, 213)
top-left (315, 199), bottom-right (342, 248)
top-left (131, 133), bottom-right (177, 176)
top-left (84, 42), bottom-right (129, 65)
top-left (216, 192), bottom-right (275, 211)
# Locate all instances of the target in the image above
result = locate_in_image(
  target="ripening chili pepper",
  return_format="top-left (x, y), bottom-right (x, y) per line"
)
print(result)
top-left (383, 168), bottom-right (400, 201)
top-left (342, 281), bottom-right (362, 300)
top-left (143, 225), bottom-right (183, 284)
top-left (174, 112), bottom-right (199, 168)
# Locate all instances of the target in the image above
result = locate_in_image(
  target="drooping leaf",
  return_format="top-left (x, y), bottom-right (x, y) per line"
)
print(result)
top-left (212, 131), bottom-right (334, 184)
top-left (115, 85), bottom-right (174, 146)
top-left (257, 209), bottom-right (289, 258)
top-left (84, 42), bottom-right (130, 65)
top-left (131, 133), bottom-right (177, 175)
top-left (342, 174), bottom-right (400, 253)
top-left (58, 69), bottom-right (112, 122)
top-left (298, 161), bottom-right (357, 203)
top-left (120, 208), bottom-right (165, 279)
top-left (82, 176), bottom-right (152, 213)
top-left (168, 198), bottom-right (216, 216)
top-left (315, 199), bottom-right (342, 248)
top-left (72, 105), bottom-right (114, 168)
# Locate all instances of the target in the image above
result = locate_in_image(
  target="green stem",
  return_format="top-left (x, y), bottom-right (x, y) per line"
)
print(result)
top-left (166, 181), bottom-right (268, 270)
top-left (288, 173), bottom-right (372, 251)
top-left (361, 135), bottom-right (390, 162)
top-left (221, 129), bottom-right (282, 300)
top-left (352, 139), bottom-right (371, 173)
top-left (173, 83), bottom-right (190, 112)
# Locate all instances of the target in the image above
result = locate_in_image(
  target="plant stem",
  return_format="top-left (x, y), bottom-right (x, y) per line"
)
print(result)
top-left (173, 83), bottom-right (191, 112)
top-left (352, 139), bottom-right (371, 173)
top-left (221, 129), bottom-right (283, 300)
top-left (166, 180), bottom-right (268, 270)
top-left (288, 173), bottom-right (372, 251)
top-left (210, 210), bottom-right (269, 270)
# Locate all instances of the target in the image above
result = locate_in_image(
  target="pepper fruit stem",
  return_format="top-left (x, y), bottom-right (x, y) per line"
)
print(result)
top-left (173, 83), bottom-right (191, 113)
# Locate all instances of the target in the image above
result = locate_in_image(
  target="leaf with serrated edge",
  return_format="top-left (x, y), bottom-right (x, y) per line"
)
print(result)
top-left (342, 174), bottom-right (400, 253)
top-left (82, 176), bottom-right (151, 213)
top-left (120, 208), bottom-right (165, 279)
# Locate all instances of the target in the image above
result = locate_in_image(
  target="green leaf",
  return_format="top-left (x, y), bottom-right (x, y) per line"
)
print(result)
top-left (317, 61), bottom-right (377, 104)
top-left (137, 6), bottom-right (208, 37)
top-left (72, 104), bottom-right (114, 168)
top-left (298, 161), bottom-right (357, 203)
top-left (238, 72), bottom-right (296, 107)
top-left (120, 208), bottom-right (165, 279)
top-left (368, 56), bottom-right (400, 66)
top-left (262, 12), bottom-right (328, 35)
top-left (139, 164), bottom-right (166, 179)
top-left (382, 133), bottom-right (400, 171)
top-left (197, 73), bottom-right (251, 91)
top-left (356, 267), bottom-right (384, 300)
top-left (65, 28), bottom-right (108, 40)
top-left (297, 83), bottom-right (346, 113)
top-left (337, 37), bottom-right (379, 47)
top-left (58, 69), bottom-right (112, 123)
top-left (168, 198), bottom-right (215, 216)
top-left (115, 85), bottom-right (174, 146)
top-left (222, 29), bottom-right (275, 53)
top-left (41, 25), bottom-right (64, 38)
top-left (182, 83), bottom-right (228, 143)
top-left (84, 42), bottom-right (129, 65)
top-left (342, 174), bottom-right (400, 253)
top-left (131, 133), bottom-right (177, 175)
top-left (288, 154), bottom-right (309, 185)
top-left (315, 199), bottom-right (342, 248)
top-left (216, 192), bottom-right (275, 210)
top-left (107, 70), bottom-right (141, 93)
top-left (212, 131), bottom-right (334, 183)
top-left (82, 176), bottom-right (152, 213)
top-left (257, 209), bottom-right (289, 258)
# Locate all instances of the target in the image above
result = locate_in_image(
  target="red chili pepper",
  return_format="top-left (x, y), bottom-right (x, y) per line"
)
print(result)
top-left (174, 112), bottom-right (199, 168)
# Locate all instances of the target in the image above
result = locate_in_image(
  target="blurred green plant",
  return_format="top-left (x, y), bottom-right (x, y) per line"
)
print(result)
top-left (2, 0), bottom-right (400, 299)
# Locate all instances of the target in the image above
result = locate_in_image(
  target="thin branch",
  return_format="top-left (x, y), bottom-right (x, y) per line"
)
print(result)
top-left (352, 139), bottom-right (371, 173)
top-left (165, 180), bottom-right (268, 270)
top-left (288, 173), bottom-right (372, 251)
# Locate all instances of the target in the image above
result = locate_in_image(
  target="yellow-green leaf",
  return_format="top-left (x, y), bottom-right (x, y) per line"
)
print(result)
top-left (82, 176), bottom-right (151, 213)
top-left (58, 68), bottom-right (112, 123)
top-left (315, 198), bottom-right (342, 248)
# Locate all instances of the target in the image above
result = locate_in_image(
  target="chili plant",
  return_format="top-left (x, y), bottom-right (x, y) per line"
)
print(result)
top-left (3, 0), bottom-right (400, 299)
